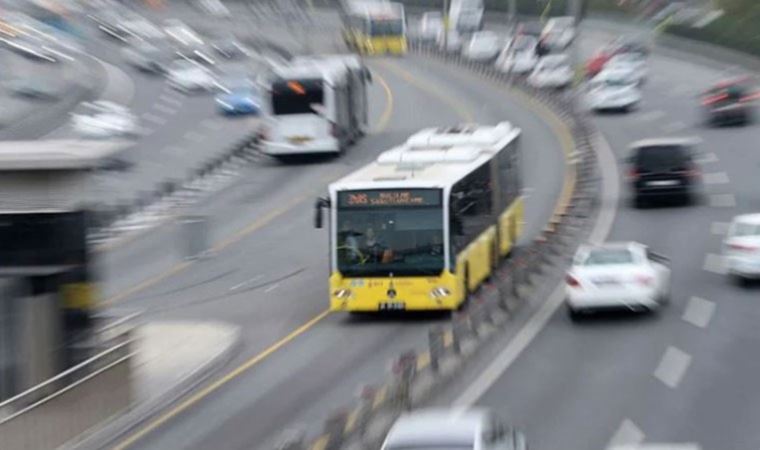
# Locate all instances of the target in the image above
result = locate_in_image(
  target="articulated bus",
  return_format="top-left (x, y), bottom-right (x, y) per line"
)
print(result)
top-left (342, 1), bottom-right (407, 56)
top-left (314, 122), bottom-right (524, 312)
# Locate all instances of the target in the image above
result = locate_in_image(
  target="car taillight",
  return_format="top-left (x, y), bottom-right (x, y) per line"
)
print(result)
top-left (635, 274), bottom-right (654, 286)
top-left (684, 167), bottom-right (701, 178)
top-left (729, 243), bottom-right (759, 252)
top-left (740, 92), bottom-right (760, 103)
top-left (702, 93), bottom-right (728, 106)
top-left (566, 274), bottom-right (581, 288)
top-left (627, 168), bottom-right (640, 180)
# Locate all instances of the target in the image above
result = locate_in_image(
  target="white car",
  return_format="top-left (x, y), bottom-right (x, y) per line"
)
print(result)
top-left (586, 69), bottom-right (642, 112)
top-left (381, 409), bottom-right (527, 450)
top-left (606, 52), bottom-right (648, 84)
top-left (541, 16), bottom-right (575, 50)
top-left (462, 31), bottom-right (501, 61)
top-left (723, 214), bottom-right (760, 284)
top-left (528, 54), bottom-right (574, 88)
top-left (437, 29), bottom-right (463, 53)
top-left (71, 101), bottom-right (139, 138)
top-left (418, 11), bottom-right (443, 42)
top-left (495, 35), bottom-right (538, 75)
top-left (166, 59), bottom-right (217, 92)
top-left (566, 242), bottom-right (671, 319)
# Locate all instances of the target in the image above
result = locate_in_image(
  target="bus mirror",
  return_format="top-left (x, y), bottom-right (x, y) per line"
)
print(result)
top-left (314, 197), bottom-right (330, 229)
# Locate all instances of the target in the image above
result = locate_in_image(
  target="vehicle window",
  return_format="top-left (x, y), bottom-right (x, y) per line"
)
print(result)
top-left (633, 146), bottom-right (690, 171)
top-left (732, 223), bottom-right (760, 237)
top-left (583, 249), bottom-right (634, 265)
top-left (370, 18), bottom-right (403, 36)
top-left (270, 79), bottom-right (323, 116)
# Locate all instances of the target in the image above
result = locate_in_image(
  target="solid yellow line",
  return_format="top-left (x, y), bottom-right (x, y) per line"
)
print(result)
top-left (372, 385), bottom-right (388, 410)
top-left (111, 309), bottom-right (331, 450)
top-left (371, 70), bottom-right (394, 134)
top-left (377, 59), bottom-right (475, 122)
top-left (310, 435), bottom-right (330, 450)
top-left (343, 407), bottom-right (361, 434)
top-left (416, 351), bottom-right (430, 371)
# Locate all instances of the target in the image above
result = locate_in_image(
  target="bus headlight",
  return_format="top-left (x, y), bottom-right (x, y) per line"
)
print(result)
top-left (333, 288), bottom-right (352, 299)
top-left (430, 287), bottom-right (451, 298)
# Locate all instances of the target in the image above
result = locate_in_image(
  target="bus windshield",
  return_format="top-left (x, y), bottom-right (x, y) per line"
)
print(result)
top-left (370, 18), bottom-right (404, 36)
top-left (270, 78), bottom-right (323, 116)
top-left (336, 190), bottom-right (444, 276)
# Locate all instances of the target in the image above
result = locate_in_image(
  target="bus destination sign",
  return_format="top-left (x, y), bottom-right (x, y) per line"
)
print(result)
top-left (339, 189), bottom-right (440, 208)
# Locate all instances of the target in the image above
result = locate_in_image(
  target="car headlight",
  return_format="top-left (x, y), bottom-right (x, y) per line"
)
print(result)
top-left (215, 99), bottom-right (233, 109)
top-left (430, 287), bottom-right (451, 298)
top-left (333, 288), bottom-right (352, 299)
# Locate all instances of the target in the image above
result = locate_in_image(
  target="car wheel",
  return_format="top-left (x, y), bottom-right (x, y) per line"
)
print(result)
top-left (733, 274), bottom-right (750, 287)
top-left (568, 306), bottom-right (583, 322)
top-left (633, 195), bottom-right (647, 209)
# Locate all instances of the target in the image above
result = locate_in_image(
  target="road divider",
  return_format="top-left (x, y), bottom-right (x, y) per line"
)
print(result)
top-left (275, 41), bottom-right (605, 450)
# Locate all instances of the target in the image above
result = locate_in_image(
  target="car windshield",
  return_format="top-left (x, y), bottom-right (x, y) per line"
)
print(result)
top-left (633, 146), bottom-right (690, 171)
top-left (270, 78), bottom-right (323, 115)
top-left (583, 249), bottom-right (635, 265)
top-left (370, 18), bottom-right (403, 36)
top-left (732, 223), bottom-right (760, 237)
top-left (336, 190), bottom-right (444, 277)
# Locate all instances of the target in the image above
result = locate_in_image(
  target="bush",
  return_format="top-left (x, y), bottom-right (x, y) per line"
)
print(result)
top-left (666, 8), bottom-right (760, 58)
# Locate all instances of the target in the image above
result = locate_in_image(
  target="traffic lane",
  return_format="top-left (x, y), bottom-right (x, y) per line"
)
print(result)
top-left (119, 56), bottom-right (569, 450)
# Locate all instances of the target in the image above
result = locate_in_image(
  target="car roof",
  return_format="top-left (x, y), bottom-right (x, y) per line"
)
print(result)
top-left (577, 241), bottom-right (643, 253)
top-left (733, 214), bottom-right (760, 226)
top-left (385, 409), bottom-right (489, 446)
top-left (629, 137), bottom-right (700, 149)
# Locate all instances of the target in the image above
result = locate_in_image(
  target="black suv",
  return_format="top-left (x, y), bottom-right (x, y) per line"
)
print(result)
top-left (701, 78), bottom-right (757, 126)
top-left (627, 139), bottom-right (701, 207)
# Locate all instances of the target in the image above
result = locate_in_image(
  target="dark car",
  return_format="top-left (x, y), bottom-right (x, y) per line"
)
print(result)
top-left (701, 78), bottom-right (758, 126)
top-left (627, 138), bottom-right (701, 207)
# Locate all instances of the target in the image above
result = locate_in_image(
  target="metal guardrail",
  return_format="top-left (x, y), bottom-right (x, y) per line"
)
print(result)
top-left (276, 39), bottom-right (602, 450)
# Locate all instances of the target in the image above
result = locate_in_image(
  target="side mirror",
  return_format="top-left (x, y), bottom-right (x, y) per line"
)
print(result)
top-left (314, 197), bottom-right (330, 229)
top-left (364, 67), bottom-right (373, 83)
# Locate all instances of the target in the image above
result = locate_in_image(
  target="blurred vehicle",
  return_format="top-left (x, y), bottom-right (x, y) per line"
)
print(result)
top-left (5, 76), bottom-right (61, 101)
top-left (163, 18), bottom-right (205, 47)
top-left (343, 1), bottom-right (407, 55)
top-left (723, 214), bottom-right (760, 285)
top-left (211, 36), bottom-right (248, 59)
top-left (449, 0), bottom-right (484, 32)
top-left (605, 52), bottom-right (648, 85)
top-left (122, 41), bottom-right (173, 74)
top-left (196, 0), bottom-right (231, 17)
top-left (71, 101), bottom-right (139, 138)
top-left (528, 54), bottom-right (573, 89)
top-left (566, 242), bottom-right (671, 320)
top-left (586, 69), bottom-right (642, 112)
top-left (462, 31), bottom-right (500, 62)
top-left (418, 11), bottom-right (443, 42)
top-left (437, 29), bottom-right (463, 53)
top-left (626, 138), bottom-right (701, 207)
top-left (260, 55), bottom-right (370, 156)
top-left (89, 11), bottom-right (132, 42)
top-left (215, 77), bottom-right (260, 115)
top-left (586, 42), bottom-right (621, 78)
top-left (614, 35), bottom-right (652, 56)
top-left (541, 16), bottom-right (575, 50)
top-left (701, 78), bottom-right (759, 126)
top-left (1, 33), bottom-right (57, 62)
top-left (495, 34), bottom-right (538, 75)
top-left (166, 59), bottom-right (218, 92)
top-left (381, 409), bottom-right (527, 450)
top-left (120, 14), bottom-right (164, 41)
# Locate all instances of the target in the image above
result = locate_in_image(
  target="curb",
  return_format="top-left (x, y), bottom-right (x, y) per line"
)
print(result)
top-left (66, 322), bottom-right (243, 450)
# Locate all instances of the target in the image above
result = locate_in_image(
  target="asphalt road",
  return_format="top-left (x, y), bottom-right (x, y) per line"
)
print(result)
top-left (434, 19), bottom-right (760, 450)
top-left (89, 7), bottom-right (570, 450)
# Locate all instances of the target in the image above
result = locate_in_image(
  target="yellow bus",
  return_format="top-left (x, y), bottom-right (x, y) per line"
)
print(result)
top-left (343, 1), bottom-right (407, 56)
top-left (314, 122), bottom-right (524, 312)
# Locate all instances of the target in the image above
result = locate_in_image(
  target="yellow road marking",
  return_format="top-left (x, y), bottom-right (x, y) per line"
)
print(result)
top-left (343, 407), bottom-right (361, 434)
top-left (111, 310), bottom-right (331, 450)
top-left (310, 435), bottom-right (330, 450)
top-left (371, 385), bottom-right (388, 410)
top-left (416, 351), bottom-right (431, 371)
top-left (371, 70), bottom-right (394, 133)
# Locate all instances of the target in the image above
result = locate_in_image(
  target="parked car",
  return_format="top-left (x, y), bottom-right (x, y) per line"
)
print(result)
top-left (382, 409), bottom-right (527, 450)
top-left (166, 59), bottom-right (217, 92)
top-left (625, 138), bottom-right (702, 207)
top-left (528, 53), bottom-right (573, 88)
top-left (701, 77), bottom-right (759, 126)
top-left (418, 11), bottom-right (443, 42)
top-left (437, 29), bottom-right (463, 53)
top-left (566, 242), bottom-right (671, 320)
top-left (462, 31), bottom-right (501, 61)
top-left (605, 52), bottom-right (648, 85)
top-left (586, 68), bottom-right (642, 112)
top-left (541, 16), bottom-right (575, 50)
top-left (495, 34), bottom-right (538, 75)
top-left (723, 214), bottom-right (760, 285)
top-left (71, 101), bottom-right (139, 138)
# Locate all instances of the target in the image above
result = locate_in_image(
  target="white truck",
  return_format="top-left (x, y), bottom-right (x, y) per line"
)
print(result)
top-left (260, 55), bottom-right (371, 157)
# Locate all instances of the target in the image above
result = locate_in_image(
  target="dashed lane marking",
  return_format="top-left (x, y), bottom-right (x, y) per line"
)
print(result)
top-left (263, 283), bottom-right (279, 293)
top-left (153, 103), bottom-right (178, 115)
top-left (201, 118), bottom-right (224, 130)
top-left (682, 296), bottom-right (716, 329)
top-left (607, 419), bottom-right (645, 449)
top-left (703, 172), bottom-right (729, 185)
top-left (709, 193), bottom-right (736, 208)
top-left (710, 221), bottom-right (730, 236)
top-left (185, 130), bottom-right (206, 142)
top-left (661, 120), bottom-right (688, 133)
top-left (159, 93), bottom-right (183, 106)
top-left (633, 110), bottom-right (666, 123)
top-left (142, 113), bottom-right (168, 125)
top-left (654, 346), bottom-right (692, 389)
top-left (703, 253), bottom-right (727, 275)
top-left (697, 152), bottom-right (719, 164)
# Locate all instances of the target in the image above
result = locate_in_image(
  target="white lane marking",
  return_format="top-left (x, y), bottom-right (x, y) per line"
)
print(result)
top-left (229, 274), bottom-right (262, 291)
top-left (661, 120), bottom-right (687, 133)
top-left (454, 133), bottom-right (620, 407)
top-left (606, 419), bottom-right (645, 449)
top-left (202, 118), bottom-right (223, 130)
top-left (702, 172), bottom-right (730, 185)
top-left (710, 221), bottom-right (730, 236)
top-left (159, 93), bottom-right (183, 106)
top-left (185, 130), bottom-right (206, 142)
top-left (703, 253), bottom-right (727, 275)
top-left (709, 193), bottom-right (736, 208)
top-left (697, 152), bottom-right (719, 164)
top-left (654, 346), bottom-right (692, 389)
top-left (153, 103), bottom-right (178, 115)
top-left (141, 112), bottom-right (168, 125)
top-left (264, 283), bottom-right (280, 293)
top-left (682, 296), bottom-right (716, 329)
top-left (633, 110), bottom-right (666, 123)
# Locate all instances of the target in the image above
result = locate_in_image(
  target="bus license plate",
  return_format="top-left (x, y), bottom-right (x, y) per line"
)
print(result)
top-left (379, 302), bottom-right (405, 311)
